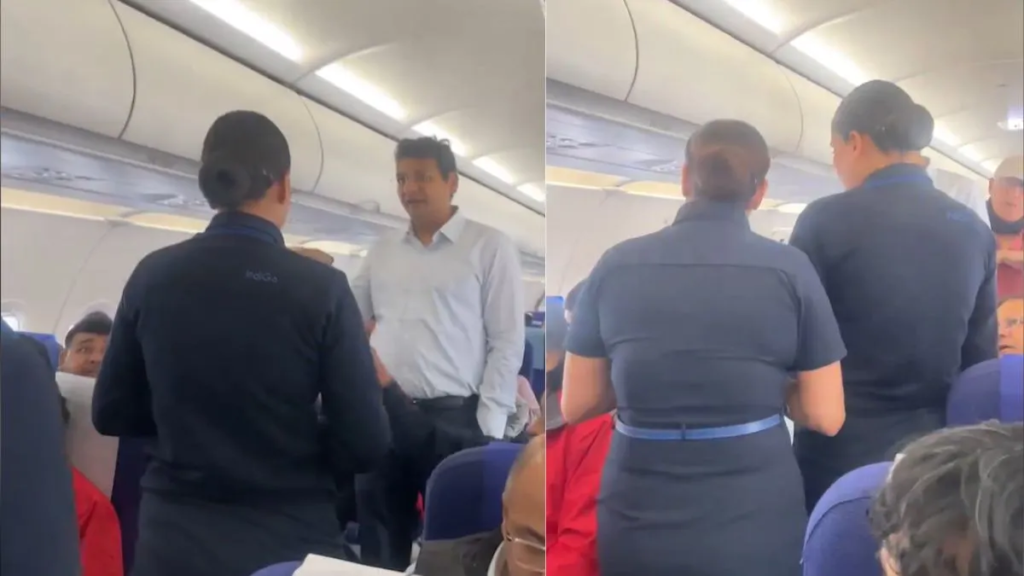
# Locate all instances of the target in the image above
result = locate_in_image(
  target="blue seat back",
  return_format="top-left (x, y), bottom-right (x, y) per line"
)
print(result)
top-left (803, 461), bottom-right (892, 576)
top-left (422, 442), bottom-right (522, 540)
top-left (250, 561), bottom-right (301, 576)
top-left (19, 332), bottom-right (60, 371)
top-left (948, 355), bottom-right (1024, 426)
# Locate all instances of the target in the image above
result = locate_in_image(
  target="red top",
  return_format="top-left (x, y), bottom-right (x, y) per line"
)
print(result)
top-left (996, 233), bottom-right (1023, 301)
top-left (546, 409), bottom-right (613, 576)
top-left (72, 468), bottom-right (124, 576)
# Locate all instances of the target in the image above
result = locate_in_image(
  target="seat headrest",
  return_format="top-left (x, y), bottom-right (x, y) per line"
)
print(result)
top-left (57, 372), bottom-right (120, 495)
top-left (948, 356), bottom-right (1024, 426)
top-left (803, 461), bottom-right (892, 576)
top-left (19, 332), bottom-right (61, 372)
top-left (422, 443), bottom-right (522, 541)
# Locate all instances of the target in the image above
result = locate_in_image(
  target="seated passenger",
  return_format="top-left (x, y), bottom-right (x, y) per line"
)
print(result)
top-left (61, 396), bottom-right (124, 576)
top-left (414, 437), bottom-right (545, 576)
top-left (989, 155), bottom-right (1023, 301)
top-left (998, 296), bottom-right (1023, 356)
top-left (544, 300), bottom-right (610, 576)
top-left (870, 422), bottom-right (1023, 576)
top-left (60, 311), bottom-right (112, 378)
top-left (947, 297), bottom-right (1024, 426)
top-left (506, 376), bottom-right (541, 443)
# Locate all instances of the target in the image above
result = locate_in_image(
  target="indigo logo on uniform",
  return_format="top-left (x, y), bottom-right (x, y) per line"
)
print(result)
top-left (245, 270), bottom-right (278, 283)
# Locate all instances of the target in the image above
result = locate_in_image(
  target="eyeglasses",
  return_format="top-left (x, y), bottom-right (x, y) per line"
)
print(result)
top-left (1001, 317), bottom-right (1023, 330)
top-left (503, 527), bottom-right (546, 573)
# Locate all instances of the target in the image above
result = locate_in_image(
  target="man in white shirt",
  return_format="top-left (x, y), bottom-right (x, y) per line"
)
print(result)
top-left (352, 137), bottom-right (525, 570)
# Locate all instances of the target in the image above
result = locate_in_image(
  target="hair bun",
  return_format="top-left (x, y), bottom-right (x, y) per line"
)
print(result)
top-left (198, 156), bottom-right (251, 210)
top-left (906, 103), bottom-right (935, 150)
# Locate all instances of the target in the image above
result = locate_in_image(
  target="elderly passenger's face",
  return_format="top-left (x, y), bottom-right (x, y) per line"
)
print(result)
top-left (502, 444), bottom-right (546, 576)
top-left (998, 298), bottom-right (1024, 356)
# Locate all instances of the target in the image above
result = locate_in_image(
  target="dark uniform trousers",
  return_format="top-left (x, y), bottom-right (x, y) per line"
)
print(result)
top-left (794, 407), bottom-right (946, 512)
top-left (357, 393), bottom-right (486, 570)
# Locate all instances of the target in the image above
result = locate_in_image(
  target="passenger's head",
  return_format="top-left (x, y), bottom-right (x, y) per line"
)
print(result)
top-left (198, 110), bottom-right (293, 228)
top-left (989, 155), bottom-right (1024, 224)
top-left (830, 80), bottom-right (935, 190)
top-left (681, 119), bottom-right (771, 211)
top-left (60, 311), bottom-right (112, 378)
top-left (502, 436), bottom-right (545, 576)
top-left (394, 137), bottom-right (458, 228)
top-left (871, 422), bottom-right (1024, 576)
top-left (998, 297), bottom-right (1024, 356)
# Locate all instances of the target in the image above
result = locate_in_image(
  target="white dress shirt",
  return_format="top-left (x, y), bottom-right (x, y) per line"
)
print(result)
top-left (352, 210), bottom-right (525, 438)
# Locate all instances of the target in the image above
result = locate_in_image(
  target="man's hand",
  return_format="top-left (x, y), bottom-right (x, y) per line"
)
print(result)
top-left (371, 348), bottom-right (393, 388)
top-left (997, 249), bottom-right (1024, 269)
top-left (290, 246), bottom-right (335, 266)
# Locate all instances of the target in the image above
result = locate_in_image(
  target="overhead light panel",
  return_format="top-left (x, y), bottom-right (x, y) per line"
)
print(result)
top-left (517, 184), bottom-right (546, 202)
top-left (720, 0), bottom-right (784, 33)
top-left (473, 157), bottom-right (515, 184)
top-left (316, 64), bottom-right (407, 120)
top-left (413, 122), bottom-right (467, 156)
top-left (982, 159), bottom-right (1000, 173)
top-left (624, 189), bottom-right (685, 201)
top-left (189, 0), bottom-right (302, 61)
top-left (932, 125), bottom-right (962, 148)
top-left (959, 145), bottom-right (986, 163)
top-left (776, 202), bottom-right (807, 214)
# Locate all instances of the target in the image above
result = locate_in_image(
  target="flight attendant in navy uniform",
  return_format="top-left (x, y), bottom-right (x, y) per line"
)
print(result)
top-left (93, 111), bottom-right (390, 576)
top-left (788, 81), bottom-right (998, 512)
top-left (561, 119), bottom-right (847, 576)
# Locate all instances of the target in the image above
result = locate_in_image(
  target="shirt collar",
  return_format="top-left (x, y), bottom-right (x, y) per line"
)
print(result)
top-left (858, 163), bottom-right (932, 191)
top-left (673, 199), bottom-right (750, 229)
top-left (205, 211), bottom-right (284, 246)
top-left (405, 207), bottom-right (467, 245)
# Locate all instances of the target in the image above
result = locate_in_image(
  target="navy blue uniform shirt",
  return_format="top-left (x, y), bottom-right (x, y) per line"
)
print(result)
top-left (568, 199), bottom-right (847, 427)
top-left (789, 163), bottom-right (998, 415)
top-left (93, 211), bottom-right (390, 504)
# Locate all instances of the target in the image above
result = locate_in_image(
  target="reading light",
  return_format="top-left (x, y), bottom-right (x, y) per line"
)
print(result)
top-left (473, 157), bottom-right (515, 184)
top-left (189, 0), bottom-right (302, 61)
top-left (517, 184), bottom-right (546, 202)
top-left (316, 64), bottom-right (407, 120)
top-left (776, 202), bottom-right (807, 214)
top-left (412, 122), bottom-right (467, 156)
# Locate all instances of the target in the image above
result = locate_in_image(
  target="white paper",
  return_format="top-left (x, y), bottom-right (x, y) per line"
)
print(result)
top-left (293, 554), bottom-right (406, 576)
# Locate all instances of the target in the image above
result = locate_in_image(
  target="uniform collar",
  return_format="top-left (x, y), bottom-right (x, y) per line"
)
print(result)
top-left (405, 207), bottom-right (466, 245)
top-left (858, 163), bottom-right (932, 191)
top-left (673, 199), bottom-right (750, 229)
top-left (205, 211), bottom-right (284, 246)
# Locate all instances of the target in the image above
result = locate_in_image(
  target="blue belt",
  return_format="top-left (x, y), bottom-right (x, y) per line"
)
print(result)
top-left (615, 414), bottom-right (783, 440)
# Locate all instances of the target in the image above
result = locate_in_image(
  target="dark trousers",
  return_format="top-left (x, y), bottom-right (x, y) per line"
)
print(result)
top-left (794, 408), bottom-right (946, 513)
top-left (131, 493), bottom-right (354, 576)
top-left (357, 395), bottom-right (482, 570)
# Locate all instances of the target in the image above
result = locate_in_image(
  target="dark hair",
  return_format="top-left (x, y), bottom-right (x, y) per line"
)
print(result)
top-left (832, 80), bottom-right (934, 153)
top-left (64, 311), bottom-right (112, 347)
top-left (870, 422), bottom-right (1024, 576)
top-left (394, 137), bottom-right (458, 180)
top-left (198, 110), bottom-right (291, 210)
top-left (684, 119), bottom-right (771, 202)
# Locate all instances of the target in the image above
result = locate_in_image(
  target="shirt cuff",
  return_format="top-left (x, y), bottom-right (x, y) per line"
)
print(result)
top-left (476, 405), bottom-right (508, 440)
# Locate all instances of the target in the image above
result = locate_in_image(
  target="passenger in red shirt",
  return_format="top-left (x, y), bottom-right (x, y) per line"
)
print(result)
top-left (543, 295), bottom-right (611, 576)
top-left (61, 396), bottom-right (124, 576)
top-left (989, 155), bottom-right (1024, 300)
